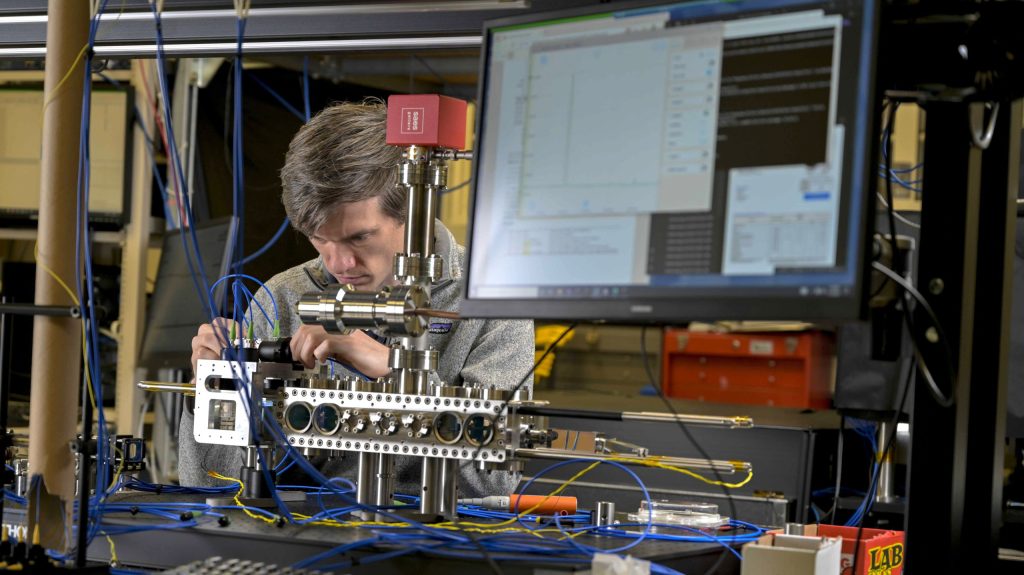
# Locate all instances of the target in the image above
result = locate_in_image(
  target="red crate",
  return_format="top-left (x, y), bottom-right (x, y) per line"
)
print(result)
top-left (661, 329), bottom-right (835, 409)
top-left (817, 525), bottom-right (905, 575)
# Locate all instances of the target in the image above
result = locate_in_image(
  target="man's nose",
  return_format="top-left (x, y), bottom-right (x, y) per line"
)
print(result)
top-left (325, 244), bottom-right (357, 270)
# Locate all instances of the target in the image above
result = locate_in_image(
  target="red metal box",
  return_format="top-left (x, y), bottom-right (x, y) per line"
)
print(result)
top-left (386, 94), bottom-right (467, 148)
top-left (661, 329), bottom-right (835, 409)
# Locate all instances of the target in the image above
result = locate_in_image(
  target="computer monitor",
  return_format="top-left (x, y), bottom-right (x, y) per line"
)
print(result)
top-left (138, 218), bottom-right (237, 371)
top-left (0, 87), bottom-right (132, 228)
top-left (463, 0), bottom-right (879, 322)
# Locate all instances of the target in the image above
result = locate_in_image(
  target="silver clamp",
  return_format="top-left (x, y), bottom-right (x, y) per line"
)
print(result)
top-left (388, 347), bottom-right (439, 372)
top-left (394, 253), bottom-right (444, 282)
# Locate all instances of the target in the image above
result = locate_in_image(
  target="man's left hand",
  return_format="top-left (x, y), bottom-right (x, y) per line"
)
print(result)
top-left (290, 324), bottom-right (391, 378)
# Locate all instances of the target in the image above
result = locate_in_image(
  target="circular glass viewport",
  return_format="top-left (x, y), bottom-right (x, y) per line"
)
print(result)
top-left (313, 404), bottom-right (341, 435)
top-left (433, 412), bottom-right (463, 445)
top-left (284, 402), bottom-right (313, 433)
top-left (464, 414), bottom-right (494, 447)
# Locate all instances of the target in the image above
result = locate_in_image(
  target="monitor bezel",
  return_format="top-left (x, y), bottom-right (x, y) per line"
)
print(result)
top-left (461, 0), bottom-right (881, 323)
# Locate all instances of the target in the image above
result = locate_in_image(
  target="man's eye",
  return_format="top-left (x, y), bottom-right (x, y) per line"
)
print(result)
top-left (352, 234), bottom-right (370, 243)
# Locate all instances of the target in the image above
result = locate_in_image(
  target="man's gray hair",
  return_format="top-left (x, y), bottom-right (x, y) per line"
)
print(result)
top-left (281, 98), bottom-right (404, 237)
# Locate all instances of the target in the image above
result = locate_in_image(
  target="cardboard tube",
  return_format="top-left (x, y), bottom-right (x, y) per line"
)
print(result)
top-left (29, 0), bottom-right (90, 551)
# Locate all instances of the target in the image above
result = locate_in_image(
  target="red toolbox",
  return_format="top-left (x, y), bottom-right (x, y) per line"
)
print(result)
top-left (661, 329), bottom-right (835, 409)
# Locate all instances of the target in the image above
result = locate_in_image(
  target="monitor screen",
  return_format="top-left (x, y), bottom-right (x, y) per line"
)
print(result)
top-left (138, 218), bottom-right (237, 371)
top-left (463, 0), bottom-right (878, 322)
top-left (0, 87), bottom-right (132, 227)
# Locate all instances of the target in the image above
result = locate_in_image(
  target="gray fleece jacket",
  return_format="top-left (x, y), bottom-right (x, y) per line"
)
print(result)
top-left (178, 221), bottom-right (535, 499)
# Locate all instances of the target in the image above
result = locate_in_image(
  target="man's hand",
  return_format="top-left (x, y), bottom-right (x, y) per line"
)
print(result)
top-left (290, 325), bottom-right (390, 379)
top-left (191, 318), bottom-right (239, 377)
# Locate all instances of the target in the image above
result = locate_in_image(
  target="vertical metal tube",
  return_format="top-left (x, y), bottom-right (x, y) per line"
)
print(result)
top-left (420, 457), bottom-right (443, 516)
top-left (419, 186), bottom-right (436, 260)
top-left (401, 146), bottom-right (428, 258)
top-left (595, 501), bottom-right (616, 527)
top-left (374, 453), bottom-right (395, 508)
top-left (393, 369), bottom-right (414, 395)
top-left (244, 445), bottom-right (259, 469)
top-left (356, 452), bottom-right (377, 506)
top-left (414, 371), bottom-right (431, 395)
top-left (876, 421), bottom-right (896, 503)
top-left (439, 458), bottom-right (459, 518)
top-left (403, 185), bottom-right (424, 256)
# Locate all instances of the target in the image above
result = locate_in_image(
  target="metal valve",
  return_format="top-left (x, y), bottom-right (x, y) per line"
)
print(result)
top-left (297, 284), bottom-right (429, 337)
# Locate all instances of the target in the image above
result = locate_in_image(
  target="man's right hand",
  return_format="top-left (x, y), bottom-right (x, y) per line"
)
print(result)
top-left (191, 318), bottom-right (239, 378)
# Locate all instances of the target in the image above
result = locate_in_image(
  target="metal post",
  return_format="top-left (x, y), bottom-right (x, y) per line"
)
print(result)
top-left (420, 457), bottom-right (442, 517)
top-left (356, 452), bottom-right (377, 507)
top-left (875, 421), bottom-right (896, 504)
top-left (374, 453), bottom-right (395, 509)
top-left (904, 99), bottom-right (1013, 572)
top-left (439, 458), bottom-right (459, 518)
top-left (961, 99), bottom-right (1020, 568)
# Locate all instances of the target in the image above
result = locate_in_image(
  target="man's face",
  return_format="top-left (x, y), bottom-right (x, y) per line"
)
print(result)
top-left (309, 198), bottom-right (405, 290)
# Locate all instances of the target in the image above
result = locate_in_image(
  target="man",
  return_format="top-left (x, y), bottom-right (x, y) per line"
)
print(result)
top-left (179, 99), bottom-right (535, 498)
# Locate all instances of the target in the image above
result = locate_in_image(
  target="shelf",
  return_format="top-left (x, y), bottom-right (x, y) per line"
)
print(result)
top-left (0, 228), bottom-right (124, 244)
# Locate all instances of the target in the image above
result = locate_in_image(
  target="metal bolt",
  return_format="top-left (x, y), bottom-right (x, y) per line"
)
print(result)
top-left (929, 278), bottom-right (944, 295)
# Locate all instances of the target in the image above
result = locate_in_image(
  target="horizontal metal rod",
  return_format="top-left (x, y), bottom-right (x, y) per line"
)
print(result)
top-left (0, 303), bottom-right (80, 318)
top-left (137, 381), bottom-right (195, 396)
top-left (514, 406), bottom-right (752, 428)
top-left (523, 477), bottom-right (785, 505)
top-left (0, 36), bottom-right (482, 59)
top-left (514, 447), bottom-right (750, 474)
top-left (0, 1), bottom-right (524, 25)
top-left (623, 411), bottom-right (753, 428)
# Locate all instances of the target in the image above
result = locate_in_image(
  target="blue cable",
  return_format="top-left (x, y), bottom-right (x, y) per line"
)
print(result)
top-left (132, 106), bottom-right (177, 223)
top-left (326, 357), bottom-right (372, 381)
top-left (238, 217), bottom-right (290, 266)
top-left (513, 458), bottom-right (653, 555)
top-left (4, 489), bottom-right (26, 506)
top-left (231, 15), bottom-right (247, 274)
top-left (590, 521), bottom-right (763, 561)
top-left (233, 281), bottom-right (255, 335)
top-left (302, 55), bottom-right (311, 121)
top-left (275, 459), bottom-right (297, 476)
top-left (76, 3), bottom-right (118, 542)
top-left (150, 3), bottom-right (218, 323)
top-left (209, 274), bottom-right (280, 323)
top-left (249, 73), bottom-right (305, 122)
top-left (239, 58), bottom-right (315, 266)
top-left (236, 281), bottom-right (272, 326)
top-left (274, 452), bottom-right (292, 472)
